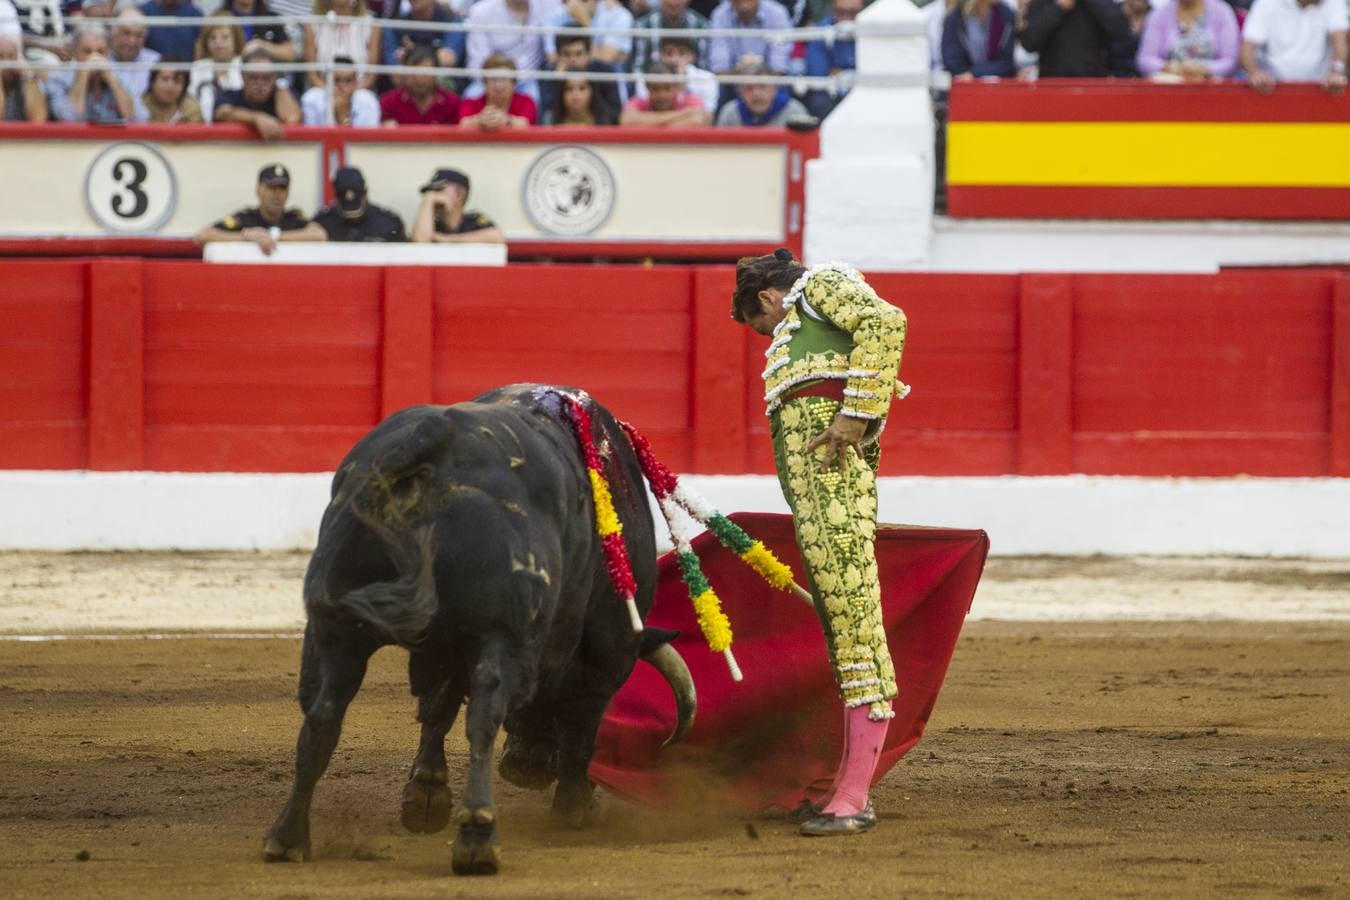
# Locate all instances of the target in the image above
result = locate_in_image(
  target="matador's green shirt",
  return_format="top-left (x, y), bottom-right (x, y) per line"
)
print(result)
top-left (761, 263), bottom-right (909, 426)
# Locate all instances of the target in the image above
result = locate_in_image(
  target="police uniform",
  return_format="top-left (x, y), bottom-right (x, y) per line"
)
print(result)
top-left (435, 211), bottom-right (497, 236)
top-left (313, 204), bottom-right (407, 242)
top-left (215, 163), bottom-right (312, 234)
top-left (212, 207), bottom-right (312, 233)
top-left (419, 167), bottom-right (499, 238)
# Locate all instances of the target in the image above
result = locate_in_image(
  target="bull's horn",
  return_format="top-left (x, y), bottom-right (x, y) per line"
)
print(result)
top-left (642, 642), bottom-right (696, 748)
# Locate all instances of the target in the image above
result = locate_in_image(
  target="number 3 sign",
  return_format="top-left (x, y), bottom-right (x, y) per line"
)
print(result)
top-left (84, 142), bottom-right (178, 234)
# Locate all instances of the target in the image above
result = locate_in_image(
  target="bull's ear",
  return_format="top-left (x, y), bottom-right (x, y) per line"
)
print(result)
top-left (639, 626), bottom-right (681, 656)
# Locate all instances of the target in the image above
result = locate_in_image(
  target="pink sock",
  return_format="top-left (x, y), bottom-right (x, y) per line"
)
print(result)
top-left (821, 705), bottom-right (889, 817)
top-left (816, 706), bottom-right (852, 809)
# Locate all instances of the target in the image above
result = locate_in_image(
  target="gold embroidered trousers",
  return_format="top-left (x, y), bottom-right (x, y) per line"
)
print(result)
top-left (770, 395), bottom-right (897, 719)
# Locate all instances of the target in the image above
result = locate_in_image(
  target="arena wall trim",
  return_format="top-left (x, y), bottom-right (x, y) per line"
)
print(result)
top-left (2, 471), bottom-right (1347, 558)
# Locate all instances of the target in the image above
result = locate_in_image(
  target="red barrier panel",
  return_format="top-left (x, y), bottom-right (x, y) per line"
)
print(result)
top-left (0, 260), bottom-right (88, 469)
top-left (1, 260), bottom-right (1347, 477)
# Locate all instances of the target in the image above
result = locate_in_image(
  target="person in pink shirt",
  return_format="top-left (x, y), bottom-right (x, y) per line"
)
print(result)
top-left (459, 53), bottom-right (538, 130)
top-left (619, 61), bottom-right (711, 126)
top-left (1135, 0), bottom-right (1240, 79)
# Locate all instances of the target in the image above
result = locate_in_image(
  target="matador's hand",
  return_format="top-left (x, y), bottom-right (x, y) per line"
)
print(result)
top-left (805, 413), bottom-right (867, 474)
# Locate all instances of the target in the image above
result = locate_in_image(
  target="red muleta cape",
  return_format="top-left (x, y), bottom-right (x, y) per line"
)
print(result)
top-left (590, 512), bottom-right (988, 813)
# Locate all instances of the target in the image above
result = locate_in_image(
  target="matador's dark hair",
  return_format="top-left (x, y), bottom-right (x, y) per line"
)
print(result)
top-left (730, 248), bottom-right (806, 322)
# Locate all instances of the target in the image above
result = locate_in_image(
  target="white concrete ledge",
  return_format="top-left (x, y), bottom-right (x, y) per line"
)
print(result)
top-left (2, 471), bottom-right (1347, 557)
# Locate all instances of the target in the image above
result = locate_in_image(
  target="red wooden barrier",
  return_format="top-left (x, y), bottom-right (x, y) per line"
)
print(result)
top-left (1, 260), bottom-right (1346, 478)
top-left (1333, 277), bottom-right (1350, 477)
top-left (88, 260), bottom-right (145, 470)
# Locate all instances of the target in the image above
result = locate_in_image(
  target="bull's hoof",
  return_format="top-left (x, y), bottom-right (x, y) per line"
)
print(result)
top-left (498, 740), bottom-right (558, 790)
top-left (451, 809), bottom-right (500, 876)
top-left (550, 789), bottom-right (597, 830)
top-left (400, 773), bottom-right (452, 834)
top-left (262, 832), bottom-right (309, 863)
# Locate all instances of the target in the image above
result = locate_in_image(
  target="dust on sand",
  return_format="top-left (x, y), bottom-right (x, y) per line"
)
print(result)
top-left (0, 555), bottom-right (1348, 897)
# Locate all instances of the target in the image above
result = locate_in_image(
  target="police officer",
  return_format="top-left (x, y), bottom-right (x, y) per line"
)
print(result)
top-left (410, 168), bottom-right (507, 245)
top-left (193, 164), bottom-right (326, 255)
top-left (312, 167), bottom-right (408, 243)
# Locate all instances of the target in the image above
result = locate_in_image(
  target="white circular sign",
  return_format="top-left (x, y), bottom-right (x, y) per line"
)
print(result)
top-left (84, 142), bottom-right (178, 234)
top-left (522, 145), bottom-right (616, 237)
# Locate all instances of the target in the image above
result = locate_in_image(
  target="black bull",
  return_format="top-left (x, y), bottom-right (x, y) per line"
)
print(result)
top-left (263, 385), bottom-right (696, 875)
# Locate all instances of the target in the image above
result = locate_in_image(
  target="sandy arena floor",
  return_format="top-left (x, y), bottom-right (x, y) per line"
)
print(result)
top-left (1, 554), bottom-right (1348, 898)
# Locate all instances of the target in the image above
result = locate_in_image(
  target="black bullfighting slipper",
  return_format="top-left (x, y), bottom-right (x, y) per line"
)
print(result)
top-left (798, 802), bottom-right (877, 836)
top-left (788, 799), bottom-right (823, 824)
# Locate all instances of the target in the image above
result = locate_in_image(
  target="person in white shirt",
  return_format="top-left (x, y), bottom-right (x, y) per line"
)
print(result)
top-left (1241, 0), bottom-right (1348, 91)
top-left (301, 54), bottom-right (380, 125)
top-left (0, 0), bottom-right (21, 43)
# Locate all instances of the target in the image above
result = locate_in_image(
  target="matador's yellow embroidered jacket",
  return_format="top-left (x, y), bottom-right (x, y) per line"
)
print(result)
top-left (761, 263), bottom-right (909, 426)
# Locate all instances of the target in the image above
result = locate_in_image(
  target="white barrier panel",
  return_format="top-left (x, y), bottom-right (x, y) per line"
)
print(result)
top-left (0, 129), bottom-right (795, 248)
top-left (0, 138), bottom-right (323, 238)
top-left (345, 142), bottom-right (787, 244)
top-left (203, 242), bottom-right (507, 266)
top-left (2, 472), bottom-right (1347, 557)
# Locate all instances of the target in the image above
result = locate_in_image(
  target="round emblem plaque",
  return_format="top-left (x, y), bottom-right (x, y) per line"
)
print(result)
top-left (521, 145), bottom-right (616, 237)
top-left (84, 142), bottom-right (178, 234)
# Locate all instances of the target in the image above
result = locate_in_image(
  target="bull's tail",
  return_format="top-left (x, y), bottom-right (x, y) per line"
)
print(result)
top-left (308, 507), bottom-right (440, 647)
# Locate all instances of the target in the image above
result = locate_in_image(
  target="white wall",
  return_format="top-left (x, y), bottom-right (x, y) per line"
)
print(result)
top-left (2, 471), bottom-right (1347, 557)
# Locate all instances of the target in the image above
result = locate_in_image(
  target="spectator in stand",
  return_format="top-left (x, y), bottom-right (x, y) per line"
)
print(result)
top-left (1, 35), bottom-right (50, 120)
top-left (188, 16), bottom-right (244, 121)
top-left (109, 8), bottom-right (159, 100)
top-left (1116, 0), bottom-right (1150, 65)
top-left (715, 57), bottom-right (807, 125)
top-left (708, 0), bottom-right (794, 75)
top-left (633, 0), bottom-right (710, 69)
top-left (380, 43), bottom-right (460, 123)
top-left (383, 0), bottom-right (465, 72)
top-left (943, 0), bottom-right (1018, 78)
top-left (548, 74), bottom-right (618, 124)
top-left (926, 0), bottom-right (955, 74)
top-left (1134, 0), bottom-right (1239, 79)
top-left (633, 35), bottom-right (718, 110)
top-left (411, 167), bottom-right (507, 243)
top-left (301, 53), bottom-right (379, 123)
top-left (1018, 0), bottom-right (1135, 75)
top-left (195, 163), bottom-right (327, 253)
top-left (304, 0), bottom-right (381, 92)
top-left (620, 60), bottom-right (709, 124)
top-left (9, 0), bottom-right (67, 59)
top-left (0, 1), bottom-right (18, 42)
top-left (540, 33), bottom-right (621, 123)
top-left (215, 46), bottom-right (301, 140)
top-left (1119, 0), bottom-right (1151, 34)
top-left (464, 0), bottom-right (564, 102)
top-left (458, 52), bottom-right (537, 127)
top-left (47, 24), bottom-right (145, 121)
top-left (803, 0), bottom-right (859, 118)
top-left (142, 58), bottom-right (204, 120)
top-left (138, 0), bottom-right (204, 63)
top-left (313, 166), bottom-right (408, 241)
top-left (1241, 0), bottom-right (1347, 91)
top-left (545, 0), bottom-right (633, 69)
top-left (219, 0), bottom-right (296, 65)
